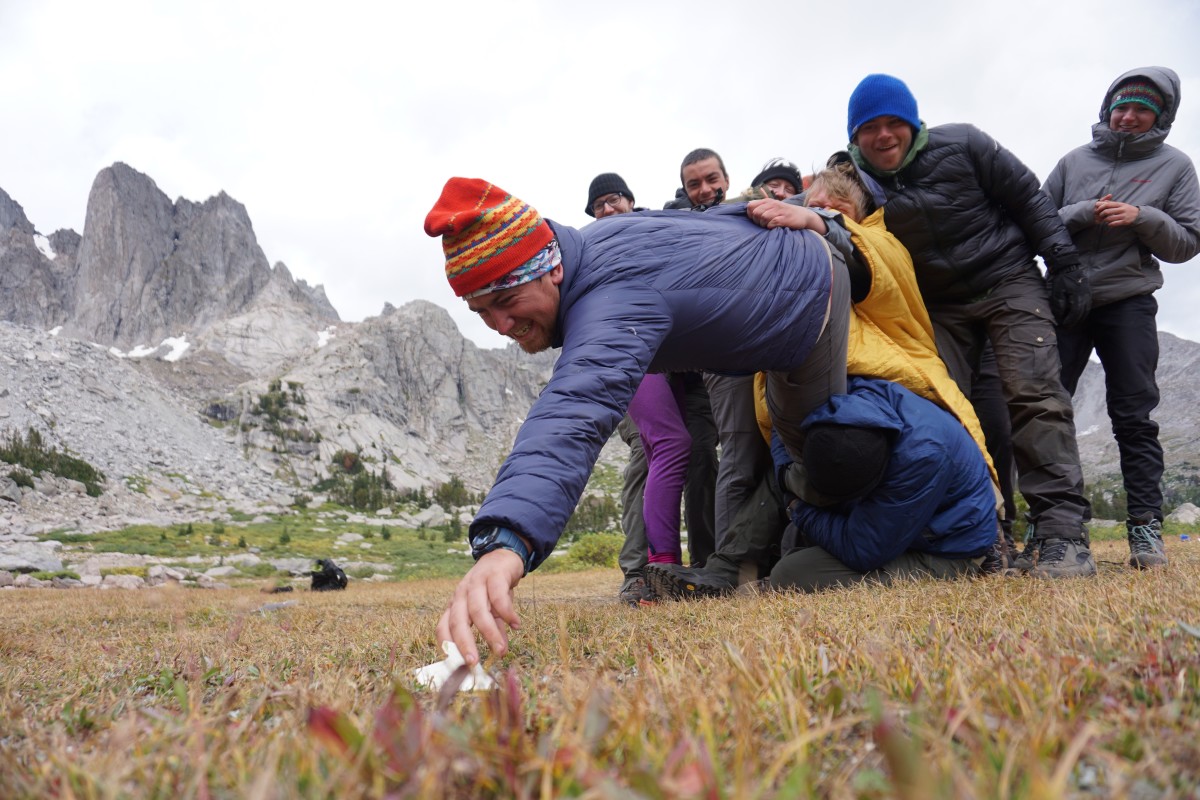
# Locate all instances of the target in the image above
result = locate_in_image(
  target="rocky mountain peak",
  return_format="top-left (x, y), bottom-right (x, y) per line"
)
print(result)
top-left (69, 163), bottom-right (266, 346)
top-left (0, 189), bottom-right (73, 329)
top-left (0, 187), bottom-right (35, 235)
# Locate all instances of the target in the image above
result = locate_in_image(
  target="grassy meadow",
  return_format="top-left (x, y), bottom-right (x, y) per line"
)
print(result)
top-left (2, 528), bottom-right (1199, 798)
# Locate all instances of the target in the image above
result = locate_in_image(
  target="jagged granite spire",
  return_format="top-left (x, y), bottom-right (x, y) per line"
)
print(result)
top-left (64, 162), bottom-right (337, 348)
top-left (0, 187), bottom-right (75, 327)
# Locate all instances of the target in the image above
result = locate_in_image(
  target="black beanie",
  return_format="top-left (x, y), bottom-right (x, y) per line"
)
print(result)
top-left (751, 158), bottom-right (804, 194)
top-left (800, 423), bottom-right (892, 506)
top-left (585, 173), bottom-right (634, 217)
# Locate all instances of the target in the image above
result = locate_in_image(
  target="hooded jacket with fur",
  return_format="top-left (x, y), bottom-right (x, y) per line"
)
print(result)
top-left (1042, 66), bottom-right (1200, 308)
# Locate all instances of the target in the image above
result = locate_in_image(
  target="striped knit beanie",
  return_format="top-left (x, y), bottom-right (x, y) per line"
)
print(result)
top-left (1109, 80), bottom-right (1164, 116)
top-left (424, 177), bottom-right (555, 297)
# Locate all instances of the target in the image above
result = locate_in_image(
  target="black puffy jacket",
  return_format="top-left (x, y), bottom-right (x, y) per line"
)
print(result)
top-left (869, 123), bottom-right (1078, 304)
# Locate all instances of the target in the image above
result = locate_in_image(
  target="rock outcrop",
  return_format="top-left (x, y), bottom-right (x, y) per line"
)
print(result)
top-left (0, 320), bottom-right (300, 538)
top-left (0, 187), bottom-right (76, 329)
top-left (251, 300), bottom-right (557, 490)
top-left (64, 163), bottom-right (337, 350)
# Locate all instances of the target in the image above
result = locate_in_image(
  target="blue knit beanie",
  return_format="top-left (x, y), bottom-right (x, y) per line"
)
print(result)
top-left (847, 74), bottom-right (921, 141)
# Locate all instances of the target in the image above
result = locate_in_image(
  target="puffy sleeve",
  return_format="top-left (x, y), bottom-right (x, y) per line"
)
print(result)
top-left (1132, 156), bottom-right (1200, 263)
top-left (470, 285), bottom-right (674, 569)
top-left (970, 126), bottom-right (1079, 271)
top-left (1043, 156), bottom-right (1098, 235)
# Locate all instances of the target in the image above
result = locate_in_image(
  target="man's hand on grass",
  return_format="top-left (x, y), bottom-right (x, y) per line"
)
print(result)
top-left (435, 549), bottom-right (525, 667)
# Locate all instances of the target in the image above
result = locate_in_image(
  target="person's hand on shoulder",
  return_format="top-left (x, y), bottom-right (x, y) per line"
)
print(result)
top-left (747, 199), bottom-right (827, 234)
top-left (436, 549), bottom-right (525, 667)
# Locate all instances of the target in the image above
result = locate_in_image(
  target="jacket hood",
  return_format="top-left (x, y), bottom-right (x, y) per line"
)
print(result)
top-left (800, 380), bottom-right (906, 436)
top-left (1101, 66), bottom-right (1181, 132)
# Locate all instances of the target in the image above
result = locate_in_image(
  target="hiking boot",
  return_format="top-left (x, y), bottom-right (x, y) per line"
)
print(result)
top-left (1002, 542), bottom-right (1037, 576)
top-left (980, 545), bottom-right (1004, 575)
top-left (618, 576), bottom-right (658, 607)
top-left (735, 578), bottom-right (774, 597)
top-left (644, 563), bottom-right (736, 600)
top-left (1127, 516), bottom-right (1168, 570)
top-left (982, 522), bottom-right (1014, 575)
top-left (1028, 537), bottom-right (1097, 579)
top-left (1001, 522), bottom-right (1020, 564)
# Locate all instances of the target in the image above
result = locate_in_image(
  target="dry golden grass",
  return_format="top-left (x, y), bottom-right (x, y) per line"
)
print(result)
top-left (2, 538), bottom-right (1199, 799)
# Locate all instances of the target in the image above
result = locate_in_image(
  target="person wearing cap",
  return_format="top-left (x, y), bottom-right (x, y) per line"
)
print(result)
top-left (1043, 67), bottom-right (1200, 570)
top-left (425, 177), bottom-right (850, 665)
top-left (845, 73), bottom-right (1095, 580)
top-left (585, 172), bottom-right (638, 219)
top-left (767, 376), bottom-right (996, 592)
top-left (583, 172), bottom-right (718, 604)
top-left (750, 157), bottom-right (806, 200)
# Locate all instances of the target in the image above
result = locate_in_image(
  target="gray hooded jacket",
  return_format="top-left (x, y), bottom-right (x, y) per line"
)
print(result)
top-left (1042, 66), bottom-right (1200, 308)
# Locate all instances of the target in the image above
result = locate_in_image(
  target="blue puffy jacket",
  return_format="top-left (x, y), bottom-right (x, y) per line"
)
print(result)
top-left (472, 205), bottom-right (834, 568)
top-left (782, 377), bottom-right (996, 571)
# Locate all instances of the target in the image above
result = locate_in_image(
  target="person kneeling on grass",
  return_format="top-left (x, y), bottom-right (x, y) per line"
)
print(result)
top-left (650, 376), bottom-right (996, 596)
top-left (771, 376), bottom-right (996, 591)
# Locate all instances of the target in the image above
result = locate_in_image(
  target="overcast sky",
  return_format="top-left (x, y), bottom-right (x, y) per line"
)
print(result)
top-left (2, 0), bottom-right (1198, 349)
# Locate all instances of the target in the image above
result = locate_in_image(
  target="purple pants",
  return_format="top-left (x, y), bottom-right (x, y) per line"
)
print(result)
top-left (627, 373), bottom-right (691, 564)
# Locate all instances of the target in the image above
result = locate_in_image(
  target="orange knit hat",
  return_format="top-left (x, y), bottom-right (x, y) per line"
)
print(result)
top-left (424, 177), bottom-right (555, 297)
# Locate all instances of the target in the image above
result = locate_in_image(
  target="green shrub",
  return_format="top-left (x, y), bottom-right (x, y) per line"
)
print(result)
top-left (100, 566), bottom-right (148, 578)
top-left (30, 570), bottom-right (81, 581)
top-left (9, 468), bottom-right (34, 489)
top-left (0, 428), bottom-right (106, 496)
top-left (434, 475), bottom-right (471, 508)
top-left (565, 532), bottom-right (624, 568)
top-left (241, 563), bottom-right (282, 578)
top-left (562, 494), bottom-right (620, 541)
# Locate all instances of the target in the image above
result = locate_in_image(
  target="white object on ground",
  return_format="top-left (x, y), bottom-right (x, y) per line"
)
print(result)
top-left (413, 641), bottom-right (495, 691)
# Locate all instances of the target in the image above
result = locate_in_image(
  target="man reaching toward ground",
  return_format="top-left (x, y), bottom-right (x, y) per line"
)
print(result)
top-left (424, 176), bottom-right (850, 664)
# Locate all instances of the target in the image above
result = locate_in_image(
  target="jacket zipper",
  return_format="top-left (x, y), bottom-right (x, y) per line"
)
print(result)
top-left (1094, 138), bottom-right (1127, 259)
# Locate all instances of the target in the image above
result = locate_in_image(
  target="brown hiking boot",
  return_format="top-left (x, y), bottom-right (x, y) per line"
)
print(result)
top-left (1127, 516), bottom-right (1168, 570)
top-left (1029, 537), bottom-right (1097, 579)
top-left (618, 576), bottom-right (658, 607)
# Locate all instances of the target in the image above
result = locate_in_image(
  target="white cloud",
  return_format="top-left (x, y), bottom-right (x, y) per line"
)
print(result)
top-left (2, 0), bottom-right (1198, 349)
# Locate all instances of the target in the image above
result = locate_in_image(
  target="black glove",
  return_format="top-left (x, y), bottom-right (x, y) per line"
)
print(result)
top-left (1047, 263), bottom-right (1091, 328)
